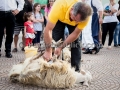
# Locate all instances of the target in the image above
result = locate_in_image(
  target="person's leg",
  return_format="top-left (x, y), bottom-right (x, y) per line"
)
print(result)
top-left (108, 22), bottom-right (117, 46)
top-left (118, 24), bottom-right (120, 45)
top-left (52, 21), bottom-right (65, 42)
top-left (5, 12), bottom-right (15, 57)
top-left (21, 28), bottom-right (25, 51)
top-left (64, 27), bottom-right (69, 40)
top-left (0, 12), bottom-right (5, 56)
top-left (113, 24), bottom-right (119, 46)
top-left (29, 38), bottom-right (33, 46)
top-left (67, 25), bottom-right (81, 72)
top-left (102, 23), bottom-right (109, 46)
top-left (25, 38), bottom-right (30, 46)
top-left (33, 32), bottom-right (37, 46)
top-left (99, 25), bottom-right (102, 44)
top-left (37, 31), bottom-right (41, 51)
top-left (13, 23), bottom-right (21, 51)
top-left (92, 13), bottom-right (100, 45)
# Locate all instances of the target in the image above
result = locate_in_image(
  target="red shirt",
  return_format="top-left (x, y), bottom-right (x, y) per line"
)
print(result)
top-left (24, 21), bottom-right (34, 33)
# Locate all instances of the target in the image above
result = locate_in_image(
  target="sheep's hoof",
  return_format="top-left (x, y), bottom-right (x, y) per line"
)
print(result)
top-left (83, 82), bottom-right (89, 87)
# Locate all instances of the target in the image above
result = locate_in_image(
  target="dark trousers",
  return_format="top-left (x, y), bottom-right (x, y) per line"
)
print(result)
top-left (102, 22), bottom-right (117, 46)
top-left (33, 31), bottom-right (41, 44)
top-left (0, 11), bottom-right (15, 53)
top-left (92, 13), bottom-right (100, 45)
top-left (52, 21), bottom-right (81, 71)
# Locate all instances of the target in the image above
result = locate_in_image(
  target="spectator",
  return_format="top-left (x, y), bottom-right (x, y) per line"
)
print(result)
top-left (32, 3), bottom-right (44, 51)
top-left (102, 0), bottom-right (119, 49)
top-left (12, 0), bottom-right (33, 52)
top-left (43, 0), bottom-right (92, 72)
top-left (45, 0), bottom-right (55, 22)
top-left (24, 12), bottom-right (35, 46)
top-left (34, 0), bottom-right (47, 26)
top-left (0, 0), bottom-right (24, 58)
top-left (113, 0), bottom-right (120, 47)
top-left (82, 0), bottom-right (103, 54)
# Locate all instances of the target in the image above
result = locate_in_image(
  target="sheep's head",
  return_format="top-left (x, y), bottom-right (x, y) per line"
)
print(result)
top-left (10, 74), bottom-right (20, 83)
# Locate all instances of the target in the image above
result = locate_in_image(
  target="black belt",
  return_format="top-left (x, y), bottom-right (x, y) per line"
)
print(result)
top-left (0, 10), bottom-right (11, 13)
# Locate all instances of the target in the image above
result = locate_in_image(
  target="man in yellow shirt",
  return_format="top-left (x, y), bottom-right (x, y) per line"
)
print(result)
top-left (43, 0), bottom-right (92, 72)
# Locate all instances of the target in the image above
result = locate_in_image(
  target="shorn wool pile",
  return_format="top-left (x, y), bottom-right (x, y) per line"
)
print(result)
top-left (9, 53), bottom-right (92, 89)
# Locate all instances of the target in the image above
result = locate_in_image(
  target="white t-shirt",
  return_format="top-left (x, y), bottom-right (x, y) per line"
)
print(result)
top-left (103, 3), bottom-right (119, 23)
top-left (33, 13), bottom-right (43, 31)
top-left (83, 0), bottom-right (103, 12)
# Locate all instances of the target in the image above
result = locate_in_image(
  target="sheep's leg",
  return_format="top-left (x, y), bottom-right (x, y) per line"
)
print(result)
top-left (83, 79), bottom-right (89, 87)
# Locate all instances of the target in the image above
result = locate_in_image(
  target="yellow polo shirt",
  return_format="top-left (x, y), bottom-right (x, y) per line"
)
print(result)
top-left (48, 0), bottom-right (89, 30)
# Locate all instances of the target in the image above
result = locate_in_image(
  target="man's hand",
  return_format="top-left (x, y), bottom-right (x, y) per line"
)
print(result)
top-left (43, 50), bottom-right (52, 62)
top-left (54, 47), bottom-right (62, 57)
top-left (12, 9), bottom-right (19, 15)
top-left (99, 18), bottom-right (103, 24)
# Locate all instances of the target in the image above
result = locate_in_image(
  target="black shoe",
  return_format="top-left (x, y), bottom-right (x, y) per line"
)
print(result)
top-left (114, 45), bottom-right (118, 47)
top-left (93, 45), bottom-right (100, 54)
top-left (5, 52), bottom-right (12, 58)
top-left (83, 48), bottom-right (92, 54)
top-left (99, 44), bottom-right (103, 49)
top-left (118, 44), bottom-right (120, 46)
top-left (75, 67), bottom-right (80, 72)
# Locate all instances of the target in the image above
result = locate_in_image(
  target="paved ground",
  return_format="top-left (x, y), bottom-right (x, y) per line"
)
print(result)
top-left (0, 34), bottom-right (120, 90)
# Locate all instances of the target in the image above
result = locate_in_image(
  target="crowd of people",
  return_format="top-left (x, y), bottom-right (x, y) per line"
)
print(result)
top-left (0, 0), bottom-right (120, 71)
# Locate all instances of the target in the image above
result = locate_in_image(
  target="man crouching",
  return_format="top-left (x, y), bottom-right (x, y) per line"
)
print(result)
top-left (43, 0), bottom-right (92, 72)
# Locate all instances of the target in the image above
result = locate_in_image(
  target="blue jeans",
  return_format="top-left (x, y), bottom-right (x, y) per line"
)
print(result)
top-left (114, 23), bottom-right (120, 45)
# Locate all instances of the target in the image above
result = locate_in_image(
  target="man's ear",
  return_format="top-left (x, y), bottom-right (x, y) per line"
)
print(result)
top-left (70, 7), bottom-right (74, 14)
top-left (70, 7), bottom-right (73, 11)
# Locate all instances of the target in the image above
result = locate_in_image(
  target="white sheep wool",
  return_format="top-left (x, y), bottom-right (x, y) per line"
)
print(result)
top-left (9, 54), bottom-right (77, 89)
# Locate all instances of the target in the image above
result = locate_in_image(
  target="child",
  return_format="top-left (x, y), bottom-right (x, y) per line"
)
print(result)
top-left (32, 3), bottom-right (44, 51)
top-left (23, 12), bottom-right (35, 46)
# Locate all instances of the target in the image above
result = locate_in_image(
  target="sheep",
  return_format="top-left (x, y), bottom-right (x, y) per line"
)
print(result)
top-left (9, 53), bottom-right (92, 88)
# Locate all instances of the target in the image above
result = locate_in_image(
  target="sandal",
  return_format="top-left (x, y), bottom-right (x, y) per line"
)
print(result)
top-left (12, 48), bottom-right (18, 52)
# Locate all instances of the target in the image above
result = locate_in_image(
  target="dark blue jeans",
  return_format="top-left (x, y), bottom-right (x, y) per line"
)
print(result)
top-left (52, 21), bottom-right (81, 71)
top-left (0, 11), bottom-right (15, 53)
top-left (114, 23), bottom-right (120, 45)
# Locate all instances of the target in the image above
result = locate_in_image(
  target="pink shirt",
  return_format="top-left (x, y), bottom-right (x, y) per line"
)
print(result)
top-left (44, 6), bottom-right (52, 14)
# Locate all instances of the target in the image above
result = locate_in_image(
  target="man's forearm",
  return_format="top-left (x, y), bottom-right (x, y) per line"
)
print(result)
top-left (60, 28), bottom-right (81, 49)
top-left (44, 26), bottom-right (52, 52)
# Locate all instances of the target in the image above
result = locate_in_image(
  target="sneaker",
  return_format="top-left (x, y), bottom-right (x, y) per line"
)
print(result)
top-left (12, 48), bottom-right (18, 52)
